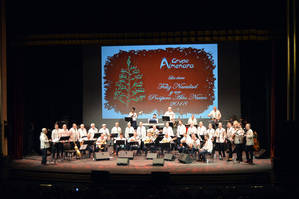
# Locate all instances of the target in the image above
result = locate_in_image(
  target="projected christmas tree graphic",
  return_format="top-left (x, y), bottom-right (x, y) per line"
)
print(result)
top-left (113, 56), bottom-right (145, 108)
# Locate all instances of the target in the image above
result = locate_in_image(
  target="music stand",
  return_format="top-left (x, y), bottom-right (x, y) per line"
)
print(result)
top-left (94, 133), bottom-right (101, 139)
top-left (83, 140), bottom-right (95, 146)
top-left (59, 136), bottom-right (70, 142)
top-left (125, 117), bottom-right (133, 123)
top-left (129, 133), bottom-right (134, 137)
top-left (110, 133), bottom-right (119, 138)
top-left (129, 141), bottom-right (139, 146)
top-left (154, 134), bottom-right (164, 145)
top-left (116, 140), bottom-right (126, 146)
top-left (162, 116), bottom-right (170, 122)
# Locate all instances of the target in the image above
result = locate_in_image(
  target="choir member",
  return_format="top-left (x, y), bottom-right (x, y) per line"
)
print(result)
top-left (87, 123), bottom-right (98, 140)
top-left (233, 122), bottom-right (245, 163)
top-left (215, 122), bottom-right (226, 160)
top-left (163, 122), bottom-right (174, 137)
top-left (187, 114), bottom-right (197, 125)
top-left (187, 123), bottom-right (197, 136)
top-left (69, 123), bottom-right (79, 144)
top-left (51, 123), bottom-right (60, 162)
top-left (125, 122), bottom-right (135, 139)
top-left (245, 123), bottom-right (254, 164)
top-left (197, 121), bottom-right (207, 140)
top-left (99, 124), bottom-right (110, 138)
top-left (40, 128), bottom-right (50, 165)
top-left (111, 122), bottom-right (122, 137)
top-left (137, 122), bottom-right (147, 139)
top-left (78, 124), bottom-right (87, 141)
top-left (58, 124), bottom-right (69, 158)
top-left (198, 135), bottom-right (213, 162)
top-left (226, 121), bottom-right (234, 161)
top-left (176, 120), bottom-right (186, 141)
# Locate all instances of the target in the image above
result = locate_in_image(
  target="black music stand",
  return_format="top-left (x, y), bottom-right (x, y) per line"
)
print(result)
top-left (129, 141), bottom-right (139, 146)
top-left (94, 133), bottom-right (101, 139)
top-left (125, 117), bottom-right (133, 123)
top-left (116, 140), bottom-right (126, 146)
top-left (83, 140), bottom-right (95, 146)
top-left (110, 133), bottom-right (119, 138)
top-left (162, 116), bottom-right (170, 122)
top-left (59, 136), bottom-right (70, 142)
top-left (129, 133), bottom-right (134, 137)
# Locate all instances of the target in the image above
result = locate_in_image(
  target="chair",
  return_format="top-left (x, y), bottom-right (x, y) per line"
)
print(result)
top-left (63, 142), bottom-right (75, 161)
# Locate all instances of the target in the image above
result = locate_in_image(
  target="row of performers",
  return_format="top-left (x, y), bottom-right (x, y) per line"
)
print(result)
top-left (40, 120), bottom-right (255, 165)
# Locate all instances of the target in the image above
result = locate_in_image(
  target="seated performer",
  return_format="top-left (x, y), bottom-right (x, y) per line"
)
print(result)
top-left (125, 122), bottom-right (135, 138)
top-left (226, 121), bottom-right (234, 161)
top-left (244, 123), bottom-right (254, 164)
top-left (143, 131), bottom-right (156, 154)
top-left (40, 128), bottom-right (50, 165)
top-left (160, 132), bottom-right (174, 153)
top-left (190, 133), bottom-right (201, 156)
top-left (163, 122), bottom-right (174, 137)
top-left (149, 113), bottom-right (158, 123)
top-left (178, 133), bottom-right (192, 153)
top-left (78, 124), bottom-right (87, 142)
top-left (51, 123), bottom-right (60, 162)
top-left (164, 106), bottom-right (175, 124)
top-left (86, 123), bottom-right (98, 158)
top-left (114, 133), bottom-right (127, 155)
top-left (187, 122), bottom-right (198, 136)
top-left (96, 133), bottom-right (107, 152)
top-left (128, 131), bottom-right (141, 154)
top-left (187, 114), bottom-right (197, 125)
top-left (99, 124), bottom-right (110, 138)
top-left (198, 135), bottom-right (213, 162)
top-left (197, 121), bottom-right (207, 140)
top-left (111, 122), bottom-right (122, 137)
top-left (208, 106), bottom-right (222, 128)
top-left (215, 122), bottom-right (227, 160)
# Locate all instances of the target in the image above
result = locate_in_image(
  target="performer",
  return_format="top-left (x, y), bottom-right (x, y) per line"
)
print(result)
top-left (58, 124), bottom-right (70, 159)
top-left (233, 121), bottom-right (245, 163)
top-left (143, 131), bottom-right (156, 154)
top-left (111, 122), bottom-right (122, 137)
top-left (40, 128), bottom-right (50, 165)
top-left (215, 122), bottom-right (226, 160)
top-left (78, 124), bottom-right (87, 142)
top-left (114, 133), bottom-right (127, 155)
top-left (164, 106), bottom-right (175, 123)
top-left (128, 131), bottom-right (141, 154)
top-left (128, 107), bottom-right (138, 129)
top-left (163, 122), bottom-right (174, 137)
top-left (226, 121), bottom-right (234, 161)
top-left (147, 124), bottom-right (160, 136)
top-left (160, 133), bottom-right (173, 153)
top-left (69, 123), bottom-right (80, 149)
top-left (197, 121), bottom-right (207, 140)
top-left (176, 120), bottom-right (186, 140)
top-left (179, 133), bottom-right (192, 153)
top-left (208, 106), bottom-right (222, 128)
top-left (206, 123), bottom-right (216, 157)
top-left (51, 123), bottom-right (60, 162)
top-left (198, 135), bottom-right (213, 162)
top-left (125, 122), bottom-right (135, 138)
top-left (244, 123), bottom-right (254, 164)
top-left (149, 113), bottom-right (158, 123)
top-left (99, 124), bottom-right (110, 138)
top-left (96, 133), bottom-right (107, 152)
top-left (187, 114), bottom-right (197, 125)
top-left (187, 123), bottom-right (198, 136)
top-left (190, 133), bottom-right (201, 156)
top-left (137, 122), bottom-right (147, 139)
top-left (87, 123), bottom-right (98, 140)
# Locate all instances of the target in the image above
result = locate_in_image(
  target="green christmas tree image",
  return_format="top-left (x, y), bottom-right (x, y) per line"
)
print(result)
top-left (113, 56), bottom-right (145, 108)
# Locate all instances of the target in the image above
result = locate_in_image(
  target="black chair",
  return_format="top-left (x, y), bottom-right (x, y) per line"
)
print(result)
top-left (63, 142), bottom-right (75, 161)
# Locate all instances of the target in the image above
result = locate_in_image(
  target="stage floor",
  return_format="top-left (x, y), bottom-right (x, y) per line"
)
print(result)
top-left (10, 152), bottom-right (272, 175)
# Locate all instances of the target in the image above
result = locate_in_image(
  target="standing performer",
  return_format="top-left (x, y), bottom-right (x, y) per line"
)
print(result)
top-left (197, 121), bottom-right (207, 140)
top-left (176, 120), bottom-right (186, 143)
top-left (137, 122), bottom-right (147, 139)
top-left (215, 122), bottom-right (226, 160)
top-left (164, 106), bottom-right (176, 124)
top-left (128, 107), bottom-right (138, 129)
top-left (206, 123), bottom-right (216, 157)
top-left (187, 123), bottom-right (198, 136)
top-left (226, 121), bottom-right (234, 161)
top-left (78, 124), bottom-right (87, 141)
top-left (40, 128), bottom-right (50, 165)
top-left (87, 123), bottom-right (98, 158)
top-left (234, 122), bottom-right (245, 163)
top-left (111, 122), bottom-right (122, 137)
top-left (51, 123), bottom-right (60, 162)
top-left (208, 106), bottom-right (222, 128)
top-left (245, 123), bottom-right (254, 164)
top-left (163, 122), bottom-right (174, 137)
top-left (99, 124), bottom-right (110, 138)
top-left (58, 124), bottom-right (70, 159)
top-left (125, 122), bottom-right (135, 139)
top-left (188, 114), bottom-right (198, 125)
top-left (69, 123), bottom-right (79, 147)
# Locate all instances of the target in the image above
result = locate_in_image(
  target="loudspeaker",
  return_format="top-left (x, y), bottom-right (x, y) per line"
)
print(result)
top-left (164, 153), bottom-right (175, 161)
top-left (94, 152), bottom-right (110, 161)
top-left (117, 158), bottom-right (130, 166)
top-left (255, 149), bottom-right (266, 159)
top-left (153, 158), bottom-right (164, 166)
top-left (146, 152), bottom-right (158, 159)
top-left (118, 151), bottom-right (134, 159)
top-left (178, 153), bottom-right (192, 164)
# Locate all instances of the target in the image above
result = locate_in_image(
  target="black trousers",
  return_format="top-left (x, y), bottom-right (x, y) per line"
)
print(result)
top-left (216, 143), bottom-right (226, 157)
top-left (58, 142), bottom-right (64, 158)
top-left (245, 145), bottom-right (254, 162)
top-left (227, 140), bottom-right (233, 159)
top-left (41, 148), bottom-right (47, 165)
top-left (235, 144), bottom-right (243, 161)
top-left (51, 143), bottom-right (58, 160)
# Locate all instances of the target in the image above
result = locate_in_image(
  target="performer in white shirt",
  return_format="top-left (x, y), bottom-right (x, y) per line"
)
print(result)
top-left (198, 135), bottom-right (213, 162)
top-left (40, 128), bottom-right (50, 165)
top-left (87, 123), bottom-right (98, 140)
top-left (163, 122), bottom-right (174, 137)
top-left (96, 133), bottom-right (107, 152)
top-left (51, 123), bottom-right (60, 162)
top-left (176, 120), bottom-right (186, 137)
top-left (208, 106), bottom-right (222, 127)
top-left (233, 121), bottom-right (245, 163)
top-left (160, 133), bottom-right (174, 153)
top-left (114, 133), bottom-right (127, 155)
top-left (125, 122), bottom-right (135, 139)
top-left (190, 133), bottom-right (201, 155)
top-left (164, 106), bottom-right (175, 123)
top-left (128, 107), bottom-right (139, 129)
top-left (187, 114), bottom-right (197, 125)
top-left (137, 122), bottom-right (147, 139)
top-left (147, 124), bottom-right (160, 136)
top-left (187, 123), bottom-right (198, 136)
top-left (206, 123), bottom-right (215, 140)
top-left (143, 131), bottom-right (156, 154)
top-left (226, 121), bottom-right (234, 161)
top-left (111, 122), bottom-right (122, 137)
top-left (128, 131), bottom-right (141, 154)
top-left (69, 123), bottom-right (79, 143)
top-left (78, 124), bottom-right (87, 141)
top-left (179, 133), bottom-right (192, 153)
top-left (99, 124), bottom-right (110, 138)
top-left (197, 121), bottom-right (207, 140)
top-left (58, 124), bottom-right (69, 159)
top-left (245, 123), bottom-right (254, 164)
top-left (215, 122), bottom-right (226, 160)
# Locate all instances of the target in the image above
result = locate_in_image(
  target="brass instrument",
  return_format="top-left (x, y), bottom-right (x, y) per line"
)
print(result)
top-left (96, 139), bottom-right (107, 150)
top-left (74, 142), bottom-right (81, 158)
top-left (144, 137), bottom-right (153, 144)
